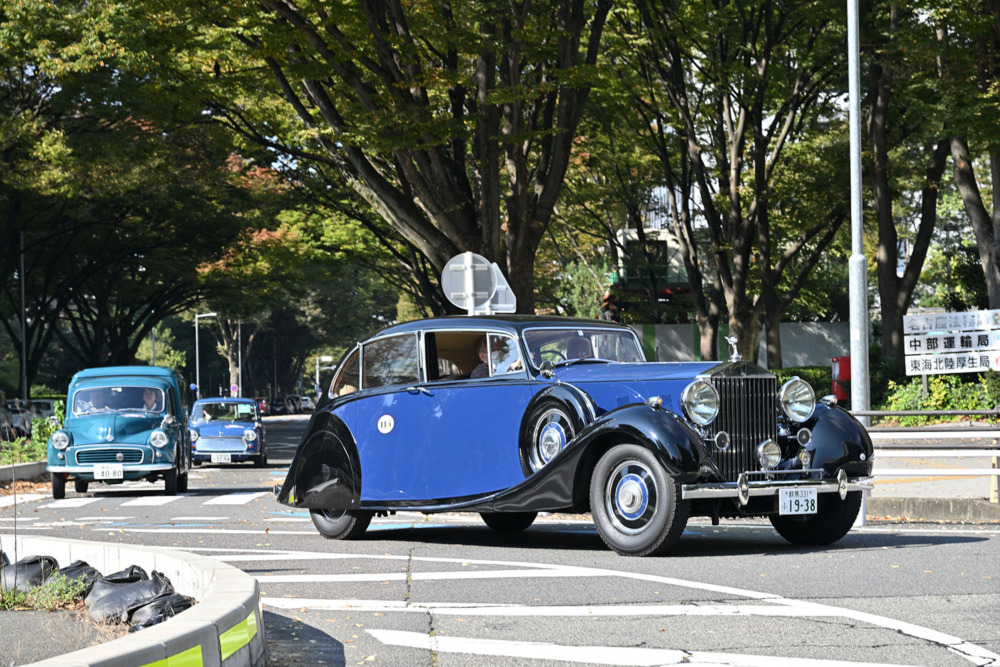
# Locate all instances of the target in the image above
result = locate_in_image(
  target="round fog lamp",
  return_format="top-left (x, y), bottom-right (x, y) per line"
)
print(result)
top-left (714, 430), bottom-right (731, 451)
top-left (796, 427), bottom-right (812, 446)
top-left (756, 439), bottom-right (781, 470)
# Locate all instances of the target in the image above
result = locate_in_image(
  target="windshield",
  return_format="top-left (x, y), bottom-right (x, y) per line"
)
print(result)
top-left (72, 385), bottom-right (166, 416)
top-left (193, 402), bottom-right (257, 423)
top-left (523, 327), bottom-right (646, 366)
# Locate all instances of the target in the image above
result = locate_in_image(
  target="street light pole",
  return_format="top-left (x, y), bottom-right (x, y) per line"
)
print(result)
top-left (195, 312), bottom-right (217, 400)
top-left (316, 355), bottom-right (334, 395)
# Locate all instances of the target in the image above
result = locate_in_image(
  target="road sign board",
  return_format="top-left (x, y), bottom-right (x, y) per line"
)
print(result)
top-left (903, 310), bottom-right (1000, 334)
top-left (904, 331), bottom-right (1000, 356)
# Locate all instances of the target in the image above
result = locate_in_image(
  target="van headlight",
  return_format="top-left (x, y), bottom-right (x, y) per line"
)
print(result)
top-left (779, 377), bottom-right (816, 422)
top-left (51, 431), bottom-right (71, 451)
top-left (150, 430), bottom-right (170, 448)
top-left (681, 380), bottom-right (720, 426)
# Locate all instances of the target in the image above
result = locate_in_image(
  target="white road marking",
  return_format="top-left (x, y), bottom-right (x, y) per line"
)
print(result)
top-left (0, 494), bottom-right (45, 508)
top-left (94, 528), bottom-right (314, 535)
top-left (258, 568), bottom-right (593, 584)
top-left (202, 492), bottom-right (269, 505)
top-left (367, 630), bottom-right (913, 667)
top-left (0, 517), bottom-right (36, 521)
top-left (121, 496), bottom-right (183, 507)
top-left (262, 598), bottom-right (829, 617)
top-left (41, 498), bottom-right (102, 509)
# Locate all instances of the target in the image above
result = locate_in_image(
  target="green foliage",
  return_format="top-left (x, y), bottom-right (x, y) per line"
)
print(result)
top-left (0, 436), bottom-right (47, 466)
top-left (772, 367), bottom-right (832, 398)
top-left (0, 573), bottom-right (86, 611)
top-left (135, 324), bottom-right (187, 371)
top-left (881, 374), bottom-right (996, 426)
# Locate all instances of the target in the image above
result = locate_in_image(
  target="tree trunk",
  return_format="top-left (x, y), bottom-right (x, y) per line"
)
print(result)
top-left (950, 137), bottom-right (1000, 308)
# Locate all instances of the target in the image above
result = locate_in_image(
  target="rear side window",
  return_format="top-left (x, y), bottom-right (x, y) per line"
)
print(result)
top-left (363, 334), bottom-right (419, 389)
top-left (331, 349), bottom-right (360, 397)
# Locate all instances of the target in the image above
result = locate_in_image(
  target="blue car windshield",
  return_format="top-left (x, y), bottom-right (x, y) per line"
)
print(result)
top-left (523, 327), bottom-right (646, 365)
top-left (193, 402), bottom-right (257, 423)
top-left (72, 385), bottom-right (166, 415)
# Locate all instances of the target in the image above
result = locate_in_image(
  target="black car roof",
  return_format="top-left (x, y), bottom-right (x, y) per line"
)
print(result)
top-left (369, 314), bottom-right (633, 340)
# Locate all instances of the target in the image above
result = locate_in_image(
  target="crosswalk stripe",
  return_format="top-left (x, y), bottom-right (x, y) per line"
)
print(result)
top-left (0, 494), bottom-right (46, 508)
top-left (121, 496), bottom-right (184, 507)
top-left (41, 498), bottom-right (103, 509)
top-left (203, 492), bottom-right (270, 505)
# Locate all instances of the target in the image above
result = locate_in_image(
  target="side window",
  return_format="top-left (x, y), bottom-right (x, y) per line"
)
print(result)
top-left (363, 334), bottom-right (419, 389)
top-left (331, 349), bottom-right (360, 397)
top-left (488, 334), bottom-right (524, 376)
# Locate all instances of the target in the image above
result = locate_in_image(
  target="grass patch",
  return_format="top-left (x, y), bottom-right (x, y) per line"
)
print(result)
top-left (0, 573), bottom-right (86, 611)
top-left (0, 437), bottom-right (47, 466)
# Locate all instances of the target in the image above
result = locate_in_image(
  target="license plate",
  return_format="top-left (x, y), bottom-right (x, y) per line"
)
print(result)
top-left (211, 453), bottom-right (232, 463)
top-left (93, 463), bottom-right (123, 480)
top-left (779, 488), bottom-right (817, 515)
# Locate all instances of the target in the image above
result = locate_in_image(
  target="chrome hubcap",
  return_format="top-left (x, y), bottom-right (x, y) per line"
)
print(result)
top-left (605, 460), bottom-right (657, 534)
top-left (529, 408), bottom-right (572, 472)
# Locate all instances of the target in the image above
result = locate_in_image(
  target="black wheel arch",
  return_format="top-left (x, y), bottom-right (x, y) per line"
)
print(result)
top-left (276, 412), bottom-right (362, 510)
top-left (519, 385), bottom-right (597, 442)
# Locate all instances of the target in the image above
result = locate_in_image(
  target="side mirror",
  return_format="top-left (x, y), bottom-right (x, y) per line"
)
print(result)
top-left (539, 360), bottom-right (555, 379)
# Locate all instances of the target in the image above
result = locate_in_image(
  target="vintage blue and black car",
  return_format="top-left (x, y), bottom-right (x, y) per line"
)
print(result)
top-left (277, 316), bottom-right (873, 556)
top-left (47, 366), bottom-right (192, 498)
top-left (189, 397), bottom-right (267, 466)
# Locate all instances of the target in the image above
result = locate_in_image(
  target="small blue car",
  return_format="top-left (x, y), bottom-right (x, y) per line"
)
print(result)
top-left (276, 315), bottom-right (874, 557)
top-left (189, 398), bottom-right (267, 466)
top-left (47, 366), bottom-right (192, 498)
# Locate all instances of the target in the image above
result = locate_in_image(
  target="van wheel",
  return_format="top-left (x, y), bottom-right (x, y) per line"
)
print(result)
top-left (177, 472), bottom-right (188, 493)
top-left (51, 473), bottom-right (66, 500)
top-left (310, 509), bottom-right (372, 540)
top-left (74, 479), bottom-right (89, 494)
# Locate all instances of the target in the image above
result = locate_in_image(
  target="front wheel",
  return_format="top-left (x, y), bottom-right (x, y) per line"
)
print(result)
top-left (480, 512), bottom-right (537, 532)
top-left (51, 473), bottom-right (65, 500)
top-left (769, 491), bottom-right (863, 546)
top-left (163, 468), bottom-right (178, 495)
top-left (74, 479), bottom-right (89, 494)
top-left (590, 444), bottom-right (688, 557)
top-left (310, 509), bottom-right (373, 540)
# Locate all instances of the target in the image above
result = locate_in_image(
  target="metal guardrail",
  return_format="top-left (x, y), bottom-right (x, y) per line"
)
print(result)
top-left (852, 409), bottom-right (999, 503)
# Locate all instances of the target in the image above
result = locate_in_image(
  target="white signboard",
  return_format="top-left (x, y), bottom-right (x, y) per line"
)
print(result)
top-left (903, 309), bottom-right (1000, 334)
top-left (904, 331), bottom-right (1000, 355)
top-left (906, 352), bottom-right (1000, 376)
top-left (903, 310), bottom-right (1000, 376)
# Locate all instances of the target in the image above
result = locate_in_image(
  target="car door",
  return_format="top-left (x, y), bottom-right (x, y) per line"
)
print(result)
top-left (353, 331), bottom-right (533, 502)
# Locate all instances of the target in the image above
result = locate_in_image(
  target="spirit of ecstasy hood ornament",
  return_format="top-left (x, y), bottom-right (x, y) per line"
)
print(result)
top-left (725, 336), bottom-right (741, 362)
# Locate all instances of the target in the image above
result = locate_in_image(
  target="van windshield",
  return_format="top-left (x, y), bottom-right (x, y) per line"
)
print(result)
top-left (72, 385), bottom-right (165, 415)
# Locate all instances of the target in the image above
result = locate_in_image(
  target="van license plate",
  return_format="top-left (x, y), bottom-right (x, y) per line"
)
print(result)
top-left (779, 488), bottom-right (817, 515)
top-left (211, 454), bottom-right (232, 463)
top-left (93, 464), bottom-right (123, 480)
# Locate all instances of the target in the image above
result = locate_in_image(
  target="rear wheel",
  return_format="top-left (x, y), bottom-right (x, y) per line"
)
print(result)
top-left (51, 473), bottom-right (65, 500)
top-left (480, 512), bottom-right (537, 532)
top-left (310, 509), bottom-right (373, 540)
top-left (74, 479), bottom-right (89, 494)
top-left (590, 444), bottom-right (688, 557)
top-left (769, 491), bottom-right (862, 546)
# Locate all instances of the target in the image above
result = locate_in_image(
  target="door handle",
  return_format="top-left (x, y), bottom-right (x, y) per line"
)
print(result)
top-left (404, 386), bottom-right (432, 396)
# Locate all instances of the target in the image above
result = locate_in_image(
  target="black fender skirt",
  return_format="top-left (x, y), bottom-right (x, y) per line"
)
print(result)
top-left (806, 402), bottom-right (875, 478)
top-left (276, 413), bottom-right (362, 510)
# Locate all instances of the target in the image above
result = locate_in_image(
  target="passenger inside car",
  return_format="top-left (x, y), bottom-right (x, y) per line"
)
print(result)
top-left (567, 337), bottom-right (593, 360)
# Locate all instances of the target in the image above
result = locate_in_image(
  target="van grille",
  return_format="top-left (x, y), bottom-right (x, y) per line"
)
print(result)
top-left (708, 375), bottom-right (778, 482)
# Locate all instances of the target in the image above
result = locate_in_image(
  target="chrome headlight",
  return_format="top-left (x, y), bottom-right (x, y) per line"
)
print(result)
top-left (681, 380), bottom-right (719, 426)
top-left (756, 439), bottom-right (781, 469)
top-left (51, 431), bottom-right (70, 451)
top-left (150, 429), bottom-right (170, 448)
top-left (243, 429), bottom-right (258, 443)
top-left (779, 377), bottom-right (816, 422)
top-left (189, 429), bottom-right (199, 443)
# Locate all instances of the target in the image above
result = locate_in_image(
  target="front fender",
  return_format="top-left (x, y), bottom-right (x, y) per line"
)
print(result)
top-left (276, 413), bottom-right (361, 510)
top-left (806, 402), bottom-right (874, 477)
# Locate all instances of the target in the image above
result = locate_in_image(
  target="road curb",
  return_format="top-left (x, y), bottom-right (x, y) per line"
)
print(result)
top-left (868, 497), bottom-right (1000, 523)
top-left (0, 533), bottom-right (266, 667)
top-left (2, 460), bottom-right (48, 482)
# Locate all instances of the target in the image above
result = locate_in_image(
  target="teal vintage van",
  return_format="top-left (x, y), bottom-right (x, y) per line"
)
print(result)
top-left (47, 366), bottom-right (192, 498)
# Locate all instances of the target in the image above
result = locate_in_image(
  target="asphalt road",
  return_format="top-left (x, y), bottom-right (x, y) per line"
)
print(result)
top-left (3, 416), bottom-right (1000, 666)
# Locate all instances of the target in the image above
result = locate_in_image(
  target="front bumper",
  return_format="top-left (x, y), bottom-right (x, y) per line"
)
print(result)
top-left (682, 469), bottom-right (873, 506)
top-left (48, 463), bottom-right (175, 477)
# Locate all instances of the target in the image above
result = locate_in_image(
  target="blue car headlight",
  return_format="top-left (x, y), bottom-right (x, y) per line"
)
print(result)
top-left (150, 429), bottom-right (170, 448)
top-left (243, 429), bottom-right (258, 443)
top-left (51, 430), bottom-right (71, 451)
top-left (189, 428), bottom-right (199, 443)
top-left (779, 377), bottom-right (816, 422)
top-left (681, 380), bottom-right (720, 426)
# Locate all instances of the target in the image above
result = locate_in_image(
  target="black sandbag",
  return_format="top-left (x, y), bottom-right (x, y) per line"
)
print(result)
top-left (0, 555), bottom-right (59, 593)
top-left (87, 570), bottom-right (174, 625)
top-left (46, 560), bottom-right (103, 597)
top-left (128, 592), bottom-right (195, 631)
top-left (85, 564), bottom-right (149, 608)
top-left (0, 550), bottom-right (8, 567)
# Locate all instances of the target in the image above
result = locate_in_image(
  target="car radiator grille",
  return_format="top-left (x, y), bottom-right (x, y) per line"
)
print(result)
top-left (195, 437), bottom-right (247, 452)
top-left (76, 449), bottom-right (143, 464)
top-left (708, 375), bottom-right (778, 482)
